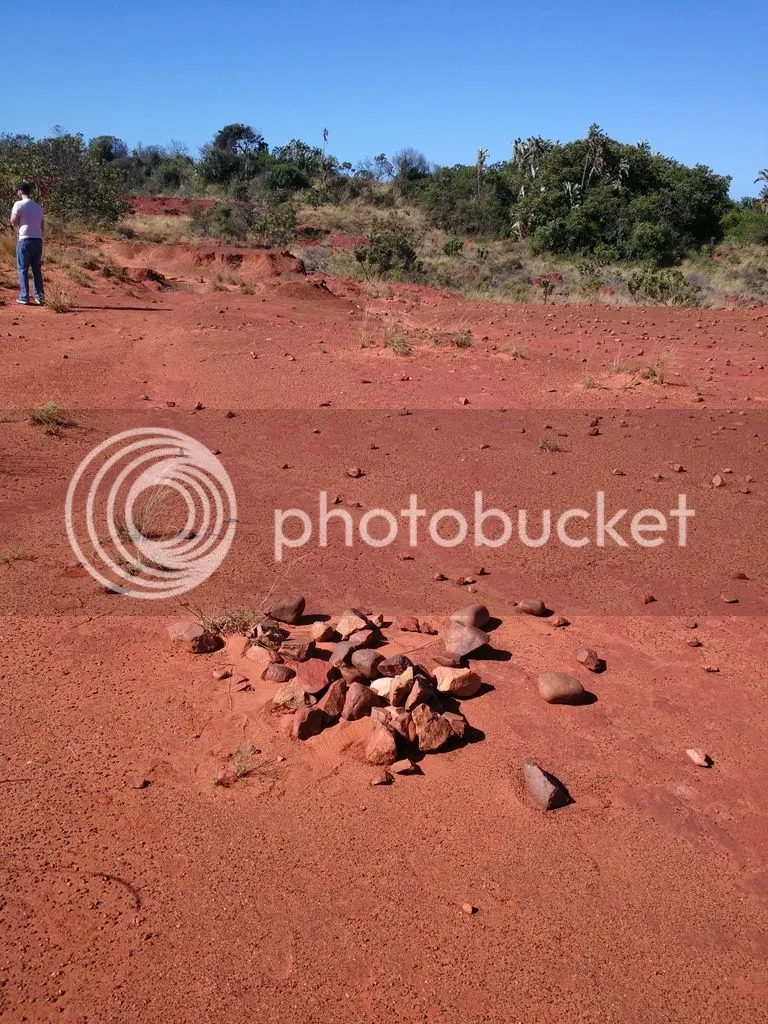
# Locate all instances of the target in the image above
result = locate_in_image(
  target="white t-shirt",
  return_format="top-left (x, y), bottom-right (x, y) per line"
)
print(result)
top-left (11, 197), bottom-right (44, 239)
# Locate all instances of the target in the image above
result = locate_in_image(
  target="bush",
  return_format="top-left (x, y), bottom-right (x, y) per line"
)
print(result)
top-left (190, 202), bottom-right (254, 242)
top-left (443, 237), bottom-right (464, 256)
top-left (627, 267), bottom-right (701, 306)
top-left (722, 204), bottom-right (768, 246)
top-left (354, 217), bottom-right (419, 277)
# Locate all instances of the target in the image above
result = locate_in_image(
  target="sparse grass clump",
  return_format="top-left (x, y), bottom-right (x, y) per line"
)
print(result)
top-left (0, 546), bottom-right (34, 566)
top-left (44, 281), bottom-right (74, 313)
top-left (538, 436), bottom-right (563, 453)
top-left (385, 329), bottom-right (412, 356)
top-left (582, 374), bottom-right (600, 389)
top-left (449, 329), bottom-right (473, 349)
top-left (641, 358), bottom-right (669, 384)
top-left (27, 401), bottom-right (75, 431)
top-left (197, 606), bottom-right (261, 637)
top-left (504, 344), bottom-right (527, 359)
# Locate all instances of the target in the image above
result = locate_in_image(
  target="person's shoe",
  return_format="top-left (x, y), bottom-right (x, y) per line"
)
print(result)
top-left (16, 298), bottom-right (29, 305)
top-left (34, 296), bottom-right (44, 305)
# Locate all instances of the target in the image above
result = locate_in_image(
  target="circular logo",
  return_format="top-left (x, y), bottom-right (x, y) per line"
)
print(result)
top-left (65, 428), bottom-right (237, 599)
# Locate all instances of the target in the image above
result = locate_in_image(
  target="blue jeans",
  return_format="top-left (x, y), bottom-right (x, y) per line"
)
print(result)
top-left (17, 237), bottom-right (44, 303)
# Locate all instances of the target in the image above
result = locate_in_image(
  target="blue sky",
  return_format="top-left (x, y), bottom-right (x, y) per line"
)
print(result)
top-left (2, 0), bottom-right (766, 197)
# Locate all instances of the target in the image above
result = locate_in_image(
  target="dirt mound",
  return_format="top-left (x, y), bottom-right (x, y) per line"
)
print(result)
top-left (192, 248), bottom-right (305, 280)
top-left (272, 278), bottom-right (341, 300)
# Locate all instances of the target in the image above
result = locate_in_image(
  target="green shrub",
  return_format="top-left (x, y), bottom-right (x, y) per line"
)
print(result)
top-left (627, 267), bottom-right (701, 306)
top-left (443, 237), bottom-right (464, 256)
top-left (354, 217), bottom-right (419, 277)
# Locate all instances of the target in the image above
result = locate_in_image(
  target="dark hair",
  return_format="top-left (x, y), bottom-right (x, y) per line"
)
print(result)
top-left (16, 181), bottom-right (33, 195)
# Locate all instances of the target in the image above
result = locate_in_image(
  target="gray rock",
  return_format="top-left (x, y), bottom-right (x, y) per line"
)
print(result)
top-left (523, 758), bottom-right (569, 809)
top-left (450, 604), bottom-right (490, 628)
top-left (443, 621), bottom-right (490, 658)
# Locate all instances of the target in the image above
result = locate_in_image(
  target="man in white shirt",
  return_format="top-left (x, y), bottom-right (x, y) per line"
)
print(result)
top-left (10, 181), bottom-right (45, 305)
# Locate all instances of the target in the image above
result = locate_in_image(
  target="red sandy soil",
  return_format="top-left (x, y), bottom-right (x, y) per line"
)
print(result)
top-left (128, 196), bottom-right (217, 216)
top-left (1, 238), bottom-right (767, 1023)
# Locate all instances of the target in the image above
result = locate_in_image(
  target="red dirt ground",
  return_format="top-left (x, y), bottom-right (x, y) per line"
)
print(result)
top-left (1, 239), bottom-right (767, 1023)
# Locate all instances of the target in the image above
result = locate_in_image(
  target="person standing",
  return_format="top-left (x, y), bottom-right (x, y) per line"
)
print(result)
top-left (10, 182), bottom-right (45, 305)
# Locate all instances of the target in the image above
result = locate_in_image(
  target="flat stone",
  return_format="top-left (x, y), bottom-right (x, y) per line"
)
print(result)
top-left (576, 648), bottom-right (600, 672)
top-left (391, 758), bottom-right (418, 775)
top-left (516, 598), bottom-right (546, 617)
top-left (296, 659), bottom-right (332, 695)
top-left (443, 621), bottom-right (489, 658)
top-left (538, 672), bottom-right (585, 705)
top-left (411, 703), bottom-right (454, 753)
top-left (280, 638), bottom-right (314, 662)
top-left (523, 758), bottom-right (569, 810)
top-left (365, 723), bottom-right (398, 765)
top-left (434, 665), bottom-right (482, 698)
top-left (266, 594), bottom-right (306, 624)
top-left (167, 620), bottom-right (223, 654)
top-left (450, 604), bottom-right (490, 628)
top-left (292, 706), bottom-right (331, 740)
top-left (341, 681), bottom-right (386, 721)
top-left (681, 619), bottom-right (698, 629)
top-left (720, 594), bottom-right (738, 604)
top-left (370, 770), bottom-right (393, 786)
top-left (211, 667), bottom-right (232, 681)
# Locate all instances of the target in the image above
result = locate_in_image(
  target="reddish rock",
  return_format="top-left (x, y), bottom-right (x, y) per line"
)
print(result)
top-left (167, 620), bottom-right (223, 654)
top-left (720, 594), bottom-right (738, 604)
top-left (433, 652), bottom-right (464, 668)
top-left (404, 677), bottom-right (435, 712)
top-left (339, 664), bottom-right (365, 685)
top-left (397, 616), bottom-right (420, 633)
top-left (365, 723), bottom-right (398, 765)
top-left (390, 711), bottom-right (418, 746)
top-left (642, 592), bottom-right (656, 605)
top-left (211, 667), bottom-right (232, 680)
top-left (444, 621), bottom-right (489, 658)
top-left (370, 770), bottom-right (393, 786)
top-left (280, 638), bottom-right (314, 662)
top-left (329, 640), bottom-right (355, 667)
top-left (516, 598), bottom-right (546, 617)
top-left (442, 711), bottom-right (467, 740)
top-left (434, 665), bottom-right (482, 698)
top-left (411, 703), bottom-right (454, 753)
top-left (263, 662), bottom-right (295, 683)
top-left (378, 654), bottom-right (412, 677)
top-left (450, 604), bottom-right (490, 628)
top-left (538, 672), bottom-right (585, 704)
top-left (552, 616), bottom-right (570, 628)
top-left (292, 706), bottom-right (331, 740)
top-left (523, 758), bottom-right (569, 810)
top-left (391, 758), bottom-right (419, 775)
top-left (347, 628), bottom-right (375, 649)
top-left (341, 681), bottom-right (385, 721)
top-left (296, 659), bottom-right (332, 695)
top-left (576, 648), bottom-right (600, 672)
top-left (681, 618), bottom-right (698, 629)
top-left (318, 679), bottom-right (347, 718)
top-left (370, 706), bottom-right (393, 725)
top-left (419, 621), bottom-right (438, 635)
top-left (351, 649), bottom-right (384, 680)
top-left (266, 594), bottom-right (306, 624)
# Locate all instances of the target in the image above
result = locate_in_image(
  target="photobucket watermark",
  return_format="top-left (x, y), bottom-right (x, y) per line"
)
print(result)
top-left (274, 491), bottom-right (695, 561)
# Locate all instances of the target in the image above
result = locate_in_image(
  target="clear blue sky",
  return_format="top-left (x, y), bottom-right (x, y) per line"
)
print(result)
top-left (2, 0), bottom-right (766, 197)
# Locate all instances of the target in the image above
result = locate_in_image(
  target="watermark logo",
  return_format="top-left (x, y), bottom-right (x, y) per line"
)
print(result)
top-left (65, 428), bottom-right (237, 599)
top-left (274, 491), bottom-right (694, 561)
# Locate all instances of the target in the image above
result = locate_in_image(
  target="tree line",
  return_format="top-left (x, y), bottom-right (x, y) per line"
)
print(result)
top-left (2, 124), bottom-right (766, 264)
